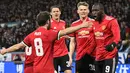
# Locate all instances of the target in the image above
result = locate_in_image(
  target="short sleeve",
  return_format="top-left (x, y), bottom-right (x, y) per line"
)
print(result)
top-left (68, 24), bottom-right (76, 37)
top-left (22, 35), bottom-right (31, 47)
top-left (48, 30), bottom-right (59, 41)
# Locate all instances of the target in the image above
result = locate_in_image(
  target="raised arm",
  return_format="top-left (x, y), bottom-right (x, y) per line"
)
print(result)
top-left (58, 21), bottom-right (92, 38)
top-left (0, 42), bottom-right (26, 55)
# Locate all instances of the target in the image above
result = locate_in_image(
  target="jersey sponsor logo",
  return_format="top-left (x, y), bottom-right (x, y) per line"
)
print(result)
top-left (78, 30), bottom-right (90, 36)
top-left (94, 31), bottom-right (103, 37)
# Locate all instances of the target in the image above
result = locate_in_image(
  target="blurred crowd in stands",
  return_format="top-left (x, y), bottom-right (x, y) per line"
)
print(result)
top-left (0, 0), bottom-right (130, 53)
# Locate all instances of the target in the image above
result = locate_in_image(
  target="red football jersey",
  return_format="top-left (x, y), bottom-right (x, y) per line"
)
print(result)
top-left (22, 27), bottom-right (59, 73)
top-left (93, 15), bottom-right (120, 61)
top-left (70, 17), bottom-right (96, 60)
top-left (50, 19), bottom-right (68, 57)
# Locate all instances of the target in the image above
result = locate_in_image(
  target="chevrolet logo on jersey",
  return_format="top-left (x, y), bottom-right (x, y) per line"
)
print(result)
top-left (94, 32), bottom-right (103, 37)
top-left (78, 30), bottom-right (89, 36)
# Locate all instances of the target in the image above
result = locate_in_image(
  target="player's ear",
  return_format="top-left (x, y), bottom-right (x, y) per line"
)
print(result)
top-left (59, 11), bottom-right (61, 15)
top-left (50, 11), bottom-right (52, 16)
top-left (77, 9), bottom-right (79, 14)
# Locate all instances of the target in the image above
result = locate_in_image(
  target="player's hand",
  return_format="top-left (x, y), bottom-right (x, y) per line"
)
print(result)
top-left (81, 20), bottom-right (93, 28)
top-left (0, 47), bottom-right (7, 55)
top-left (61, 35), bottom-right (71, 39)
top-left (68, 57), bottom-right (73, 66)
top-left (68, 53), bottom-right (73, 67)
top-left (105, 42), bottom-right (117, 52)
top-left (122, 40), bottom-right (128, 45)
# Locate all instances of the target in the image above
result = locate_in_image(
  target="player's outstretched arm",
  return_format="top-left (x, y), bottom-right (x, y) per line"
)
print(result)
top-left (59, 21), bottom-right (93, 37)
top-left (0, 43), bottom-right (26, 55)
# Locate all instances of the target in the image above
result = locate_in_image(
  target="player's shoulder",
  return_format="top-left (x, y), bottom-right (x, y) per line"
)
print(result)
top-left (71, 19), bottom-right (80, 25)
top-left (33, 27), bottom-right (45, 36)
top-left (60, 20), bottom-right (65, 23)
top-left (51, 19), bottom-right (53, 23)
top-left (88, 17), bottom-right (95, 21)
top-left (105, 15), bottom-right (115, 21)
top-left (60, 20), bottom-right (66, 25)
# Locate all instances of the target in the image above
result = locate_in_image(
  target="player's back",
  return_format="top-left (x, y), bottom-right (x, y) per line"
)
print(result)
top-left (23, 27), bottom-right (58, 73)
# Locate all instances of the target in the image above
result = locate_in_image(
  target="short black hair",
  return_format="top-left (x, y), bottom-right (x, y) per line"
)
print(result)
top-left (50, 5), bottom-right (61, 12)
top-left (93, 3), bottom-right (104, 10)
top-left (36, 11), bottom-right (50, 26)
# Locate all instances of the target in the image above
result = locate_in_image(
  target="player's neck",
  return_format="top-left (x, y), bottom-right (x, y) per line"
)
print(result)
top-left (42, 25), bottom-right (48, 29)
top-left (80, 17), bottom-right (88, 21)
top-left (53, 18), bottom-right (60, 22)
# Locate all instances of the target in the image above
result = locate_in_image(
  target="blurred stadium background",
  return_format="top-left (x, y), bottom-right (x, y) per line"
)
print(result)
top-left (0, 0), bottom-right (130, 73)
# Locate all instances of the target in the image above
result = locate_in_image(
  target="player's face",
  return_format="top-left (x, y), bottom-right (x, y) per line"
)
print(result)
top-left (51, 8), bottom-right (61, 20)
top-left (77, 5), bottom-right (89, 19)
top-left (92, 5), bottom-right (100, 17)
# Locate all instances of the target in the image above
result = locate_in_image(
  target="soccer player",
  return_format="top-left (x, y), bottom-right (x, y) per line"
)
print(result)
top-left (91, 3), bottom-right (120, 73)
top-left (0, 11), bottom-right (92, 73)
top-left (50, 5), bottom-right (72, 73)
top-left (69, 2), bottom-right (96, 73)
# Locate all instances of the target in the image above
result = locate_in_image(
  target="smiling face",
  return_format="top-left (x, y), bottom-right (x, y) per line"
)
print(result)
top-left (77, 5), bottom-right (89, 19)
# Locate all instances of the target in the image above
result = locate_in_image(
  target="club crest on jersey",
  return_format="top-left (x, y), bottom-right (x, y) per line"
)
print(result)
top-left (102, 25), bottom-right (106, 30)
top-left (78, 30), bottom-right (89, 36)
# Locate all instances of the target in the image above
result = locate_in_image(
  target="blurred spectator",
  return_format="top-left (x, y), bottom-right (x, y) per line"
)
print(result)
top-left (13, 54), bottom-right (22, 61)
